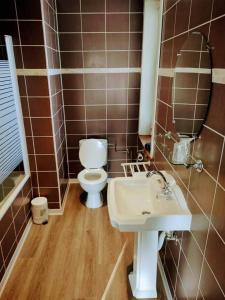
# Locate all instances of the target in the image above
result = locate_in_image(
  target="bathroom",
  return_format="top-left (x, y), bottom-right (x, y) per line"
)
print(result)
top-left (0, 0), bottom-right (225, 299)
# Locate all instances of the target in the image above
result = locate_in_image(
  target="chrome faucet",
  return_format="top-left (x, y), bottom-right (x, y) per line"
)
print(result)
top-left (146, 170), bottom-right (171, 197)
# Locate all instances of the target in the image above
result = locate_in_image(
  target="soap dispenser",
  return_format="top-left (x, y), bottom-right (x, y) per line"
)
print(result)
top-left (172, 137), bottom-right (194, 164)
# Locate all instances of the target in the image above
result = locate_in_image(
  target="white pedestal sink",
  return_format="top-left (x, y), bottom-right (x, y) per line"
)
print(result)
top-left (107, 172), bottom-right (192, 299)
top-left (129, 231), bottom-right (158, 298)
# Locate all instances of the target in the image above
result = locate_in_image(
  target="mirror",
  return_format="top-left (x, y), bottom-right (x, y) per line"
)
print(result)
top-left (172, 32), bottom-right (211, 137)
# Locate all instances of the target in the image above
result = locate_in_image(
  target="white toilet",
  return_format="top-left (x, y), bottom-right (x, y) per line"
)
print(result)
top-left (78, 139), bottom-right (108, 208)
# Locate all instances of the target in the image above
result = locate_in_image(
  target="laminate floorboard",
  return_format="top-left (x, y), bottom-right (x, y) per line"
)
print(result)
top-left (1, 184), bottom-right (165, 300)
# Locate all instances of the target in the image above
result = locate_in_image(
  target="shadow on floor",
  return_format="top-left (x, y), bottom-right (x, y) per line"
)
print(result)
top-left (79, 185), bottom-right (108, 207)
top-left (126, 263), bottom-right (165, 299)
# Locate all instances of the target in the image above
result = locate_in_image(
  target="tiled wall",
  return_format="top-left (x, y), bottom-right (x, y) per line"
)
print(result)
top-left (0, 179), bottom-right (32, 283)
top-left (0, 0), bottom-right (68, 210)
top-left (0, 0), bottom-right (69, 285)
top-left (41, 0), bottom-right (68, 203)
top-left (155, 0), bottom-right (225, 298)
top-left (56, 0), bottom-right (143, 178)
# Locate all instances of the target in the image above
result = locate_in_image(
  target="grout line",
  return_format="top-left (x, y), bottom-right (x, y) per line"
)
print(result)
top-left (203, 124), bottom-right (225, 138)
top-left (191, 33), bottom-right (203, 135)
top-left (162, 13), bottom-right (225, 44)
top-left (27, 185), bottom-right (59, 188)
top-left (207, 0), bottom-right (214, 42)
top-left (58, 31), bottom-right (143, 34)
top-left (174, 232), bottom-right (183, 295)
top-left (163, 0), bottom-right (181, 16)
top-left (105, 0), bottom-right (108, 164)
top-left (0, 243), bottom-right (6, 270)
top-left (175, 272), bottom-right (188, 300)
top-left (60, 49), bottom-right (142, 52)
top-left (65, 118), bottom-right (138, 121)
top-left (44, 0), bottom-right (56, 14)
top-left (4, 240), bottom-right (17, 265)
top-left (16, 67), bottom-right (142, 75)
top-left (195, 139), bottom-right (224, 298)
top-left (157, 98), bottom-right (172, 108)
top-left (204, 255), bottom-right (225, 297)
top-left (64, 103), bottom-right (139, 107)
top-left (57, 12), bottom-right (143, 15)
top-left (169, 242), bottom-right (204, 300)
top-left (62, 87), bottom-right (140, 91)
top-left (125, 0), bottom-right (131, 164)
top-left (79, 0), bottom-right (87, 165)
top-left (187, 0), bottom-right (192, 31)
top-left (163, 262), bottom-right (176, 298)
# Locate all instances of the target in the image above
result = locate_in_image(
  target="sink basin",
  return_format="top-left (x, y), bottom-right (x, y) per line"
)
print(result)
top-left (108, 172), bottom-right (191, 232)
top-left (107, 171), bottom-right (192, 299)
top-left (108, 171), bottom-right (191, 299)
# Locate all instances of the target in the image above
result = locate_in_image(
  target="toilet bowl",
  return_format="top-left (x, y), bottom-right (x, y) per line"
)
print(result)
top-left (77, 139), bottom-right (108, 208)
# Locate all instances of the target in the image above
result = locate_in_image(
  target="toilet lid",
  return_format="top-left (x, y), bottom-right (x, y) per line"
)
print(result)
top-left (79, 139), bottom-right (106, 169)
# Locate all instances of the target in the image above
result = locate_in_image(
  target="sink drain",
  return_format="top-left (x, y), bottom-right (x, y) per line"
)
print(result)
top-left (142, 211), bottom-right (151, 215)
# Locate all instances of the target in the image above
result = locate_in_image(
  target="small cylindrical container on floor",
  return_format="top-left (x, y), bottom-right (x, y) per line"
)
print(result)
top-left (31, 197), bottom-right (48, 224)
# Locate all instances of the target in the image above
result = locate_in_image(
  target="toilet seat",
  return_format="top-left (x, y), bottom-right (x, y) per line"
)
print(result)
top-left (78, 168), bottom-right (107, 185)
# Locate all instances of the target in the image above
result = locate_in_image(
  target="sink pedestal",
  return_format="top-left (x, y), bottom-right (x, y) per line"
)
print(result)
top-left (129, 231), bottom-right (158, 299)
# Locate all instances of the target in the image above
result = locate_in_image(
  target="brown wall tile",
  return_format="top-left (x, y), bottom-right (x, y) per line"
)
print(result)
top-left (130, 0), bottom-right (144, 12)
top-left (205, 227), bottom-right (225, 292)
top-left (58, 14), bottom-right (81, 32)
top-left (200, 258), bottom-right (224, 299)
top-left (16, 0), bottom-right (42, 19)
top-left (106, 14), bottom-right (129, 32)
top-left (82, 14), bottom-right (105, 32)
top-left (32, 118), bottom-right (53, 136)
top-left (106, 33), bottom-right (129, 50)
top-left (86, 120), bottom-right (106, 134)
top-left (84, 51), bottom-right (106, 68)
top-left (85, 90), bottom-right (106, 105)
top-left (19, 21), bottom-right (44, 45)
top-left (62, 74), bottom-right (84, 89)
top-left (57, 0), bottom-right (80, 13)
top-left (26, 76), bottom-right (49, 97)
top-left (61, 52), bottom-right (83, 68)
top-left (81, 0), bottom-right (105, 12)
top-left (155, 1), bottom-right (225, 298)
top-left (106, 0), bottom-right (129, 12)
top-left (189, 0), bottom-right (213, 29)
top-left (86, 105), bottom-right (106, 120)
top-left (59, 33), bottom-right (82, 51)
top-left (107, 51), bottom-right (128, 68)
top-left (56, 2), bottom-right (142, 179)
top-left (83, 33), bottom-right (105, 50)
top-left (22, 47), bottom-right (46, 69)
top-left (65, 106), bottom-right (85, 120)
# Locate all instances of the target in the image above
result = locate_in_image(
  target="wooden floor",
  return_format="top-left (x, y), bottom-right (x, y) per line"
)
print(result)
top-left (1, 184), bottom-right (165, 300)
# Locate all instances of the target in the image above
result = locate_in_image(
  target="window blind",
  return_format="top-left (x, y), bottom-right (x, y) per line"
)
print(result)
top-left (0, 60), bottom-right (23, 184)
